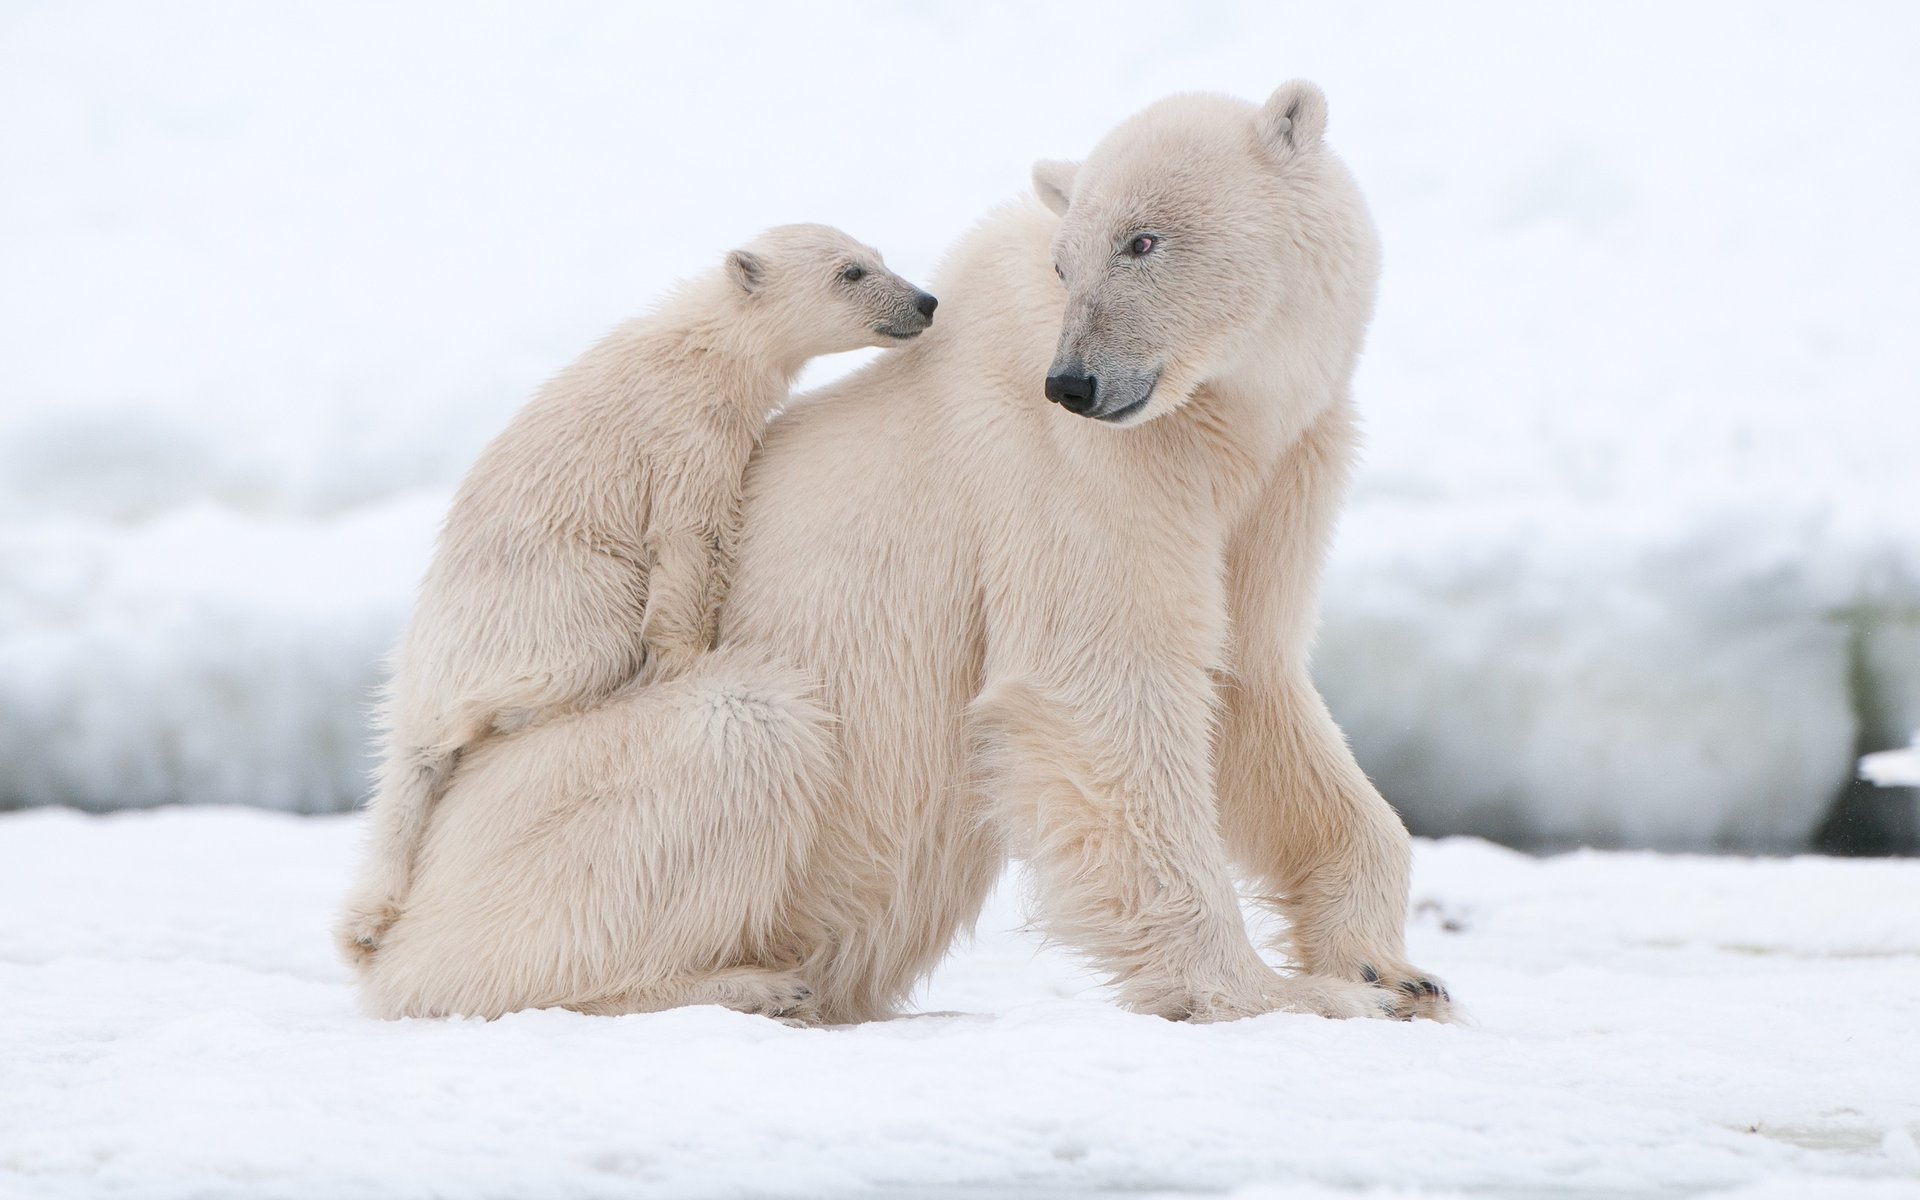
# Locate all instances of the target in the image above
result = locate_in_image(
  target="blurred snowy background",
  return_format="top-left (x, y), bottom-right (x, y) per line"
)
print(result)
top-left (3, 0), bottom-right (1916, 852)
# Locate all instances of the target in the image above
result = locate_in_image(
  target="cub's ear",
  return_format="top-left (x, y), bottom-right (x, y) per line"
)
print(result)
top-left (1031, 159), bottom-right (1080, 216)
top-left (725, 249), bottom-right (764, 294)
top-left (1258, 80), bottom-right (1328, 161)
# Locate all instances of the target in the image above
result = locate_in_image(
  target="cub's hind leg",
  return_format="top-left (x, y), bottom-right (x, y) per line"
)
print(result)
top-left (336, 731), bottom-right (472, 968)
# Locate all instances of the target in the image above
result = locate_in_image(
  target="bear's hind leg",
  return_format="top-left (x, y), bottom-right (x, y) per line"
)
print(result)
top-left (569, 968), bottom-right (822, 1024)
top-left (358, 650), bottom-right (841, 1022)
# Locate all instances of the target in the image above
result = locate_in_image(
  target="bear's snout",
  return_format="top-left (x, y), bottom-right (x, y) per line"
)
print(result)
top-left (1045, 369), bottom-right (1098, 415)
top-left (914, 292), bottom-right (938, 321)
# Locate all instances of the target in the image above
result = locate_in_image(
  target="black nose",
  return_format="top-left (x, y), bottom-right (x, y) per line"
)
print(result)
top-left (1045, 371), bottom-right (1098, 415)
top-left (915, 292), bottom-right (938, 320)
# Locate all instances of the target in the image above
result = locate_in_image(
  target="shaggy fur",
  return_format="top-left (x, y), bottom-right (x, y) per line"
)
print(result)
top-left (359, 83), bottom-right (1453, 1025)
top-left (336, 225), bottom-right (933, 964)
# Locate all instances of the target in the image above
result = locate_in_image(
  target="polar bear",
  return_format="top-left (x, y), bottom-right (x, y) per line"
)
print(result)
top-left (335, 225), bottom-right (937, 965)
top-left (359, 83), bottom-right (1452, 1025)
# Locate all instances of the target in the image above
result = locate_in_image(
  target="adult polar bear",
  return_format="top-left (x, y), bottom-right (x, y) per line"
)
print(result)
top-left (361, 83), bottom-right (1452, 1025)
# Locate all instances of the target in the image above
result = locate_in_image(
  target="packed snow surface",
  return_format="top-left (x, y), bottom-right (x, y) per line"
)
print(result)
top-left (2, 2), bottom-right (1917, 846)
top-left (1863, 736), bottom-right (1920, 788)
top-left (3, 808), bottom-right (1918, 1199)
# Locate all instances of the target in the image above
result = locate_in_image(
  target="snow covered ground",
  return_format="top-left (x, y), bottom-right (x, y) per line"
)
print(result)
top-left (4, 807), bottom-right (1918, 1199)
top-left (2, 2), bottom-right (1917, 847)
top-left (1864, 736), bottom-right (1920, 788)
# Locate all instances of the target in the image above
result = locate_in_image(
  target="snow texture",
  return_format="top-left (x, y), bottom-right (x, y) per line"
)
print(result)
top-left (1, 1), bottom-right (1916, 848)
top-left (2, 807), bottom-right (1917, 1199)
top-left (1863, 736), bottom-right (1920, 788)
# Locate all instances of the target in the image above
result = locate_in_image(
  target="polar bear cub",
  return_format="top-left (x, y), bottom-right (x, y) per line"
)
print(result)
top-left (336, 225), bottom-right (937, 964)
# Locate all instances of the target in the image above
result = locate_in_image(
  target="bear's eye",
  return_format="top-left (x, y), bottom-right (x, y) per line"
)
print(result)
top-left (1127, 234), bottom-right (1159, 257)
top-left (1054, 263), bottom-right (1065, 282)
top-left (841, 264), bottom-right (866, 283)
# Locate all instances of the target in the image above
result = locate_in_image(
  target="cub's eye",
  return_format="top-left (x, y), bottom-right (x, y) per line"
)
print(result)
top-left (841, 264), bottom-right (866, 282)
top-left (1054, 263), bottom-right (1065, 281)
top-left (1127, 234), bottom-right (1159, 257)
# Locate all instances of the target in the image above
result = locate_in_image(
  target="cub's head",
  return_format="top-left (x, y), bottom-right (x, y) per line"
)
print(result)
top-left (1032, 81), bottom-right (1372, 427)
top-left (725, 224), bottom-right (937, 357)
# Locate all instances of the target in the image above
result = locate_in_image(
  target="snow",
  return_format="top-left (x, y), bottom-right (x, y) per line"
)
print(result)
top-left (1863, 735), bottom-right (1920, 789)
top-left (3, 807), bottom-right (1917, 1198)
top-left (2, 1), bottom-right (1916, 845)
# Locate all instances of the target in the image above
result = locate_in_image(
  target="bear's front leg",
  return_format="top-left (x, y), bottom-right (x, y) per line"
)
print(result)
top-left (976, 669), bottom-right (1395, 1023)
top-left (1215, 400), bottom-right (1453, 1022)
top-left (1215, 668), bottom-right (1453, 1022)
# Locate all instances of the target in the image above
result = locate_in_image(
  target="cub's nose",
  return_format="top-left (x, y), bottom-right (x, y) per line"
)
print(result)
top-left (1044, 371), bottom-right (1098, 415)
top-left (914, 292), bottom-right (938, 320)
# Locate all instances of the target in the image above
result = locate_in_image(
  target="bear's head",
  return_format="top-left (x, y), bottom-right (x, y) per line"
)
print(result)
top-left (1032, 81), bottom-right (1377, 428)
top-left (725, 224), bottom-right (939, 359)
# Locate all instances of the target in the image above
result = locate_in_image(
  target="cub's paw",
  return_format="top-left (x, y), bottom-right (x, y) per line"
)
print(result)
top-left (334, 898), bottom-right (402, 969)
top-left (1355, 962), bottom-right (1458, 1023)
top-left (639, 636), bottom-right (706, 684)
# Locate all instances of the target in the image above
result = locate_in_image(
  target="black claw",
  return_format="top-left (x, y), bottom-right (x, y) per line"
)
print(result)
top-left (1418, 978), bottom-right (1441, 997)
top-left (1397, 979), bottom-right (1422, 997)
top-left (1359, 964), bottom-right (1379, 984)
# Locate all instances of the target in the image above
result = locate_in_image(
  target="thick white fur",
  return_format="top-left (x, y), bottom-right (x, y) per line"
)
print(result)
top-left (336, 225), bottom-right (931, 965)
top-left (360, 84), bottom-right (1452, 1024)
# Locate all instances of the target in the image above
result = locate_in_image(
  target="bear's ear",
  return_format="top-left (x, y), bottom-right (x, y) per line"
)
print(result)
top-left (726, 249), bottom-right (764, 294)
top-left (1031, 159), bottom-right (1079, 216)
top-left (1257, 80), bottom-right (1327, 161)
